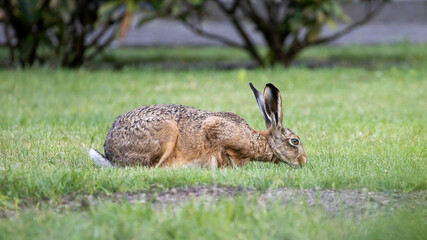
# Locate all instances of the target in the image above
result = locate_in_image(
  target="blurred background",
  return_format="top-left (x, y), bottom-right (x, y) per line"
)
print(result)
top-left (0, 0), bottom-right (426, 69)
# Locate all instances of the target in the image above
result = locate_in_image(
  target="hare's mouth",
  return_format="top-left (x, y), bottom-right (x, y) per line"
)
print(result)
top-left (273, 156), bottom-right (301, 168)
top-left (279, 160), bottom-right (300, 168)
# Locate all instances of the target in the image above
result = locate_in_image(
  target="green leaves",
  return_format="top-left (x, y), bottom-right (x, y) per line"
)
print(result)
top-left (287, 0), bottom-right (347, 34)
top-left (2, 0), bottom-right (118, 67)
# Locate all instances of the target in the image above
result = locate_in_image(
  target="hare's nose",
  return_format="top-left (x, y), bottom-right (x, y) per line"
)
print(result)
top-left (298, 155), bottom-right (307, 165)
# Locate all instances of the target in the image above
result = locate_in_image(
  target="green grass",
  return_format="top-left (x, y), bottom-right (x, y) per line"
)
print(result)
top-left (0, 44), bottom-right (426, 238)
top-left (95, 43), bottom-right (427, 68)
top-left (300, 42), bottom-right (427, 65)
top-left (1, 200), bottom-right (425, 240)
top-left (1, 66), bottom-right (426, 202)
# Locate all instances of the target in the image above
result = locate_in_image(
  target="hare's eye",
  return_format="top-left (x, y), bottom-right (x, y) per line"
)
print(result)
top-left (290, 138), bottom-right (299, 146)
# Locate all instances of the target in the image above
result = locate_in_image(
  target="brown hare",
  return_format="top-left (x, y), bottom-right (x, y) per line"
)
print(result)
top-left (89, 83), bottom-right (307, 168)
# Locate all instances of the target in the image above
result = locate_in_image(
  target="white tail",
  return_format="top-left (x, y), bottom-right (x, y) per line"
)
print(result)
top-left (89, 149), bottom-right (113, 167)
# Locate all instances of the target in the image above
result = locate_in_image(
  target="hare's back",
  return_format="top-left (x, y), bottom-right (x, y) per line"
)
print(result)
top-left (111, 104), bottom-right (214, 127)
top-left (111, 104), bottom-right (247, 126)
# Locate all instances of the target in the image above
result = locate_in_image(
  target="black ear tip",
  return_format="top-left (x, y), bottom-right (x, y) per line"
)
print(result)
top-left (249, 82), bottom-right (257, 91)
top-left (265, 83), bottom-right (279, 91)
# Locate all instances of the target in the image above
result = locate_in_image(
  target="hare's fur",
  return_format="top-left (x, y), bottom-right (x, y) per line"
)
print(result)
top-left (100, 104), bottom-right (273, 167)
top-left (90, 83), bottom-right (307, 168)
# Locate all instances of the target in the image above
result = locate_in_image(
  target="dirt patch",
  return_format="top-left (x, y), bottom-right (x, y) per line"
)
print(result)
top-left (261, 188), bottom-right (426, 213)
top-left (2, 186), bottom-right (426, 218)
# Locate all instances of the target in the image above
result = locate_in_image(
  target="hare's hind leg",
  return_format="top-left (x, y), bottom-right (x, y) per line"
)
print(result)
top-left (105, 120), bottom-right (178, 167)
top-left (152, 120), bottom-right (179, 168)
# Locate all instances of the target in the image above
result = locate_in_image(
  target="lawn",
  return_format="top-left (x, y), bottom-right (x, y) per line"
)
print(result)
top-left (0, 44), bottom-right (426, 239)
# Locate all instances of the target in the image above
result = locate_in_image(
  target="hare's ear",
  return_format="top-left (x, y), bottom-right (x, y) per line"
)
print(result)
top-left (263, 83), bottom-right (283, 128)
top-left (249, 83), bottom-right (272, 128)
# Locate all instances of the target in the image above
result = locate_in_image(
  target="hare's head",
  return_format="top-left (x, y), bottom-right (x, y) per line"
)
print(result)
top-left (250, 83), bottom-right (307, 167)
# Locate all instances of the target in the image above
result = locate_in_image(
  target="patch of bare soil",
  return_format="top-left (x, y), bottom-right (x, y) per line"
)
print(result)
top-left (2, 186), bottom-right (426, 218)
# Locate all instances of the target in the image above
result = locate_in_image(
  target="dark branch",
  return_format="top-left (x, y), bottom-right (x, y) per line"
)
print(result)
top-left (180, 18), bottom-right (243, 49)
top-left (86, 24), bottom-right (118, 61)
top-left (212, 0), bottom-right (240, 14)
top-left (264, 0), bottom-right (279, 26)
top-left (229, 17), bottom-right (264, 66)
top-left (180, 0), bottom-right (264, 66)
top-left (3, 22), bottom-right (15, 66)
top-left (88, 13), bottom-right (124, 47)
top-left (241, 0), bottom-right (265, 26)
top-left (211, 0), bottom-right (264, 65)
